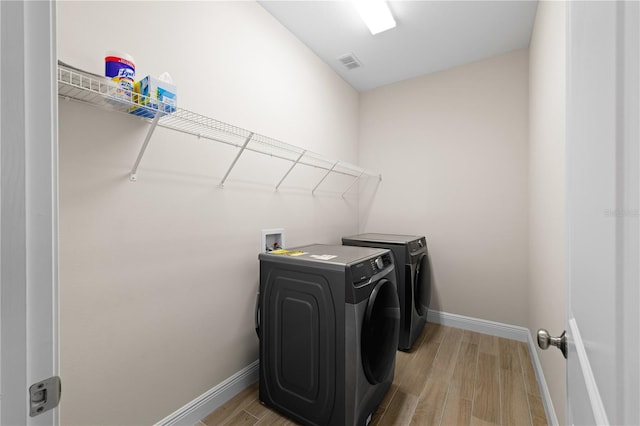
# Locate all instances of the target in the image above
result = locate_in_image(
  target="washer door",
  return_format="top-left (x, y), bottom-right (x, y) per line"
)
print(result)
top-left (361, 278), bottom-right (400, 384)
top-left (414, 253), bottom-right (431, 317)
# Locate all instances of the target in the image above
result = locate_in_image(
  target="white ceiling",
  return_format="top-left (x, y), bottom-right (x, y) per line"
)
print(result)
top-left (259, 1), bottom-right (538, 92)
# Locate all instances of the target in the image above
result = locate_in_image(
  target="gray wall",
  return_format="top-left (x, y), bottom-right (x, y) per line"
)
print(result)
top-left (57, 2), bottom-right (360, 424)
top-left (358, 50), bottom-right (530, 327)
top-left (528, 2), bottom-right (566, 423)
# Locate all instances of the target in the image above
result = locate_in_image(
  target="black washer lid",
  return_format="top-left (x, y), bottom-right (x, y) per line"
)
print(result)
top-left (262, 243), bottom-right (389, 266)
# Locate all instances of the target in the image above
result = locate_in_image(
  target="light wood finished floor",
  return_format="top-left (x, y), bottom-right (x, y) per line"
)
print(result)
top-left (198, 323), bottom-right (548, 426)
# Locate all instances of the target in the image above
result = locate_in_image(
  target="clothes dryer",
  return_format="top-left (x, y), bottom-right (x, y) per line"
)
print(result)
top-left (257, 244), bottom-right (400, 426)
top-left (342, 234), bottom-right (431, 351)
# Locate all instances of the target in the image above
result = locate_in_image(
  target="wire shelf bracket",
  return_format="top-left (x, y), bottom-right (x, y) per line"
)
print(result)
top-left (276, 150), bottom-right (306, 190)
top-left (342, 170), bottom-right (365, 198)
top-left (312, 161), bottom-right (339, 195)
top-left (219, 132), bottom-right (254, 188)
top-left (129, 113), bottom-right (162, 181)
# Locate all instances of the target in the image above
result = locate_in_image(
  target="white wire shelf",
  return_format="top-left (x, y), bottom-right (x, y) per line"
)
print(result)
top-left (57, 64), bottom-right (381, 195)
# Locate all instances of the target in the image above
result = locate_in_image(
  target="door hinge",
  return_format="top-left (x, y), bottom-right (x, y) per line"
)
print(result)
top-left (29, 376), bottom-right (61, 417)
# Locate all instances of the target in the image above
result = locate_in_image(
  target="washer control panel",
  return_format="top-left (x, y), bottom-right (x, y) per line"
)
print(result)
top-left (351, 254), bottom-right (393, 287)
top-left (370, 253), bottom-right (392, 274)
top-left (375, 257), bottom-right (384, 270)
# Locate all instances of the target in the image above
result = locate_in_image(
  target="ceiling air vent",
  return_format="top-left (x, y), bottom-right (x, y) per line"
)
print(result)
top-left (338, 53), bottom-right (362, 70)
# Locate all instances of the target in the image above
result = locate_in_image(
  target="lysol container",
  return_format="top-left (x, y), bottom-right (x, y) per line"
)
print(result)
top-left (105, 51), bottom-right (135, 93)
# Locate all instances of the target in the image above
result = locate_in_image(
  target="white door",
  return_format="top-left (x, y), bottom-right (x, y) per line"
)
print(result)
top-left (0, 1), bottom-right (59, 424)
top-left (563, 1), bottom-right (639, 424)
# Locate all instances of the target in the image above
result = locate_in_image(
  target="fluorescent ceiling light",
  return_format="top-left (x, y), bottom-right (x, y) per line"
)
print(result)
top-left (353, 0), bottom-right (396, 35)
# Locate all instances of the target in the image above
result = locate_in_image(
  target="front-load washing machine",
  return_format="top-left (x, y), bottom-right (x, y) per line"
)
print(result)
top-left (342, 234), bottom-right (431, 351)
top-left (257, 244), bottom-right (400, 426)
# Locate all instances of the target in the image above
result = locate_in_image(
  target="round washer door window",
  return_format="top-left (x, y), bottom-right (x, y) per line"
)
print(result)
top-left (361, 279), bottom-right (400, 384)
top-left (414, 254), bottom-right (431, 316)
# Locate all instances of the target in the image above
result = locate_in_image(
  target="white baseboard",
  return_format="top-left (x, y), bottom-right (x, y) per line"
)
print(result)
top-left (427, 309), bottom-right (558, 426)
top-left (526, 330), bottom-right (560, 426)
top-left (427, 309), bottom-right (530, 342)
top-left (155, 360), bottom-right (259, 426)
top-left (157, 311), bottom-right (559, 426)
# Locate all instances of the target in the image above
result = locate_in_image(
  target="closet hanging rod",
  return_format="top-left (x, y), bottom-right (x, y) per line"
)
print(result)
top-left (60, 92), bottom-right (379, 181)
top-left (159, 124), bottom-right (377, 179)
top-left (57, 64), bottom-right (382, 186)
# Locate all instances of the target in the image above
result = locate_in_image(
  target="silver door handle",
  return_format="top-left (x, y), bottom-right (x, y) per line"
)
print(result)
top-left (537, 329), bottom-right (567, 359)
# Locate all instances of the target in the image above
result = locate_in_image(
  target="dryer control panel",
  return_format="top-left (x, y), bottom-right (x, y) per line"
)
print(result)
top-left (408, 237), bottom-right (427, 254)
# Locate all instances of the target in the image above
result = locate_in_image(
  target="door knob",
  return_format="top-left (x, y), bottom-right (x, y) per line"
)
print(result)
top-left (537, 329), bottom-right (567, 359)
